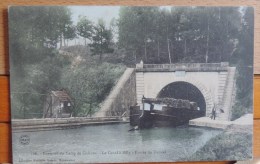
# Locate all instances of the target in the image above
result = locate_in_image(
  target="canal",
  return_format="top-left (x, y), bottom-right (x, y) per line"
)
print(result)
top-left (13, 124), bottom-right (222, 163)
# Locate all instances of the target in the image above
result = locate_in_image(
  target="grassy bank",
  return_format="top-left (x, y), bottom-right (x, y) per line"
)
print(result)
top-left (187, 125), bottom-right (252, 161)
top-left (61, 62), bottom-right (126, 116)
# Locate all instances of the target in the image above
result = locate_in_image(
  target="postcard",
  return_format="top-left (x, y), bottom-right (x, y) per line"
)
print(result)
top-left (9, 6), bottom-right (254, 163)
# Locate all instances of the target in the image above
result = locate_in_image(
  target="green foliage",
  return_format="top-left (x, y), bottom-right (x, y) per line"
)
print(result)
top-left (9, 6), bottom-right (253, 120)
top-left (63, 24), bottom-right (77, 45)
top-left (231, 103), bottom-right (251, 121)
top-left (118, 6), bottom-right (241, 64)
top-left (9, 6), bottom-right (72, 74)
top-left (76, 16), bottom-right (93, 45)
top-left (231, 7), bottom-right (254, 120)
top-left (118, 7), bottom-right (160, 63)
top-left (188, 131), bottom-right (252, 161)
top-left (61, 63), bottom-right (126, 116)
top-left (118, 6), bottom-right (253, 120)
top-left (9, 6), bottom-right (73, 118)
top-left (11, 52), bottom-right (71, 119)
top-left (90, 19), bottom-right (114, 61)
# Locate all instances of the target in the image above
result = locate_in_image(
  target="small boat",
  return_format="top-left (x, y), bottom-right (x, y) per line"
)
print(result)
top-left (129, 97), bottom-right (201, 129)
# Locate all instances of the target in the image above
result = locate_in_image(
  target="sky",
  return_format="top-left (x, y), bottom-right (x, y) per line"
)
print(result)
top-left (68, 6), bottom-right (121, 45)
top-left (69, 6), bottom-right (120, 26)
top-left (67, 6), bottom-right (171, 45)
top-left (69, 6), bottom-right (171, 26)
top-left (67, 6), bottom-right (243, 46)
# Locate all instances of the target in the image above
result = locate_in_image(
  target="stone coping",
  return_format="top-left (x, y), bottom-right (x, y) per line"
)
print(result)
top-left (136, 63), bottom-right (231, 72)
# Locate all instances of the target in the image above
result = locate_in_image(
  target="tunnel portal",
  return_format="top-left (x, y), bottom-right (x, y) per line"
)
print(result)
top-left (157, 81), bottom-right (206, 117)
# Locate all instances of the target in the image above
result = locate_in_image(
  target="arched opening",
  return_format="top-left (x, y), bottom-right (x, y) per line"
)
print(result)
top-left (157, 81), bottom-right (206, 117)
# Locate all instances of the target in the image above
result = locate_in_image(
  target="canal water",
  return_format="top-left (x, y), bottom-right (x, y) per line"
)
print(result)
top-left (13, 124), bottom-right (222, 163)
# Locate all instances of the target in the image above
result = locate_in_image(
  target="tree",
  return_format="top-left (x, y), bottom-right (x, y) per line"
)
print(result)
top-left (61, 63), bottom-right (125, 116)
top-left (9, 6), bottom-right (73, 69)
top-left (76, 16), bottom-right (93, 46)
top-left (118, 7), bottom-right (160, 63)
top-left (63, 24), bottom-right (77, 46)
top-left (109, 17), bottom-right (118, 43)
top-left (9, 6), bottom-right (73, 118)
top-left (56, 7), bottom-right (73, 48)
top-left (117, 6), bottom-right (242, 64)
top-left (118, 7), bottom-right (141, 63)
top-left (90, 19), bottom-right (114, 62)
top-left (231, 7), bottom-right (254, 120)
top-left (153, 8), bottom-right (171, 63)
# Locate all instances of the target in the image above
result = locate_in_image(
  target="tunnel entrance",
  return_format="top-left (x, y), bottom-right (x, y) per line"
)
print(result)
top-left (157, 81), bottom-right (206, 117)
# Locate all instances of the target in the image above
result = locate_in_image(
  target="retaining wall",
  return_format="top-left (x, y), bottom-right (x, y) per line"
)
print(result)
top-left (94, 68), bottom-right (136, 117)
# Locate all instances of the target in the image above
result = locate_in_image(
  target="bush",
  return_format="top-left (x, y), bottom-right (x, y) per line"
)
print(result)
top-left (231, 102), bottom-right (252, 121)
top-left (61, 62), bottom-right (126, 116)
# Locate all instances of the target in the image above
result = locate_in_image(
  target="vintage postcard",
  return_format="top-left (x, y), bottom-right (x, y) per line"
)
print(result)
top-left (9, 6), bottom-right (254, 163)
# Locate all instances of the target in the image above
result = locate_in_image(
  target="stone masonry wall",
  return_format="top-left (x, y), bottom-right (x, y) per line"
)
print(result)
top-left (94, 68), bottom-right (136, 117)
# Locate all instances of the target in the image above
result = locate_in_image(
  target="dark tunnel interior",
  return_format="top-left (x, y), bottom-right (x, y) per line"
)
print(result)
top-left (157, 81), bottom-right (206, 116)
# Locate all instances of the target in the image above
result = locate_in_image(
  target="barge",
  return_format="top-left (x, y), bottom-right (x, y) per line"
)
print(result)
top-left (130, 97), bottom-right (202, 129)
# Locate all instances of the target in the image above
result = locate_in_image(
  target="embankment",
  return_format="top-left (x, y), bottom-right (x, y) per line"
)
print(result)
top-left (187, 121), bottom-right (253, 161)
top-left (94, 68), bottom-right (136, 117)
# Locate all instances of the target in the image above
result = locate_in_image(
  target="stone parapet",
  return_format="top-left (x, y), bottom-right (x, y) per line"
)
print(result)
top-left (136, 63), bottom-right (229, 72)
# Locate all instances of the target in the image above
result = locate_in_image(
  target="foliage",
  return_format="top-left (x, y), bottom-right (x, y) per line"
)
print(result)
top-left (61, 63), bottom-right (126, 116)
top-left (11, 52), bottom-right (71, 119)
top-left (76, 16), bottom-right (93, 45)
top-left (9, 6), bottom-right (73, 118)
top-left (63, 24), bottom-right (77, 46)
top-left (188, 131), bottom-right (252, 161)
top-left (90, 19), bottom-right (114, 62)
top-left (231, 7), bottom-right (254, 120)
top-left (9, 6), bottom-right (253, 119)
top-left (9, 6), bottom-right (72, 73)
top-left (118, 7), bottom-right (160, 63)
top-left (118, 6), bottom-right (241, 64)
top-left (118, 6), bottom-right (253, 120)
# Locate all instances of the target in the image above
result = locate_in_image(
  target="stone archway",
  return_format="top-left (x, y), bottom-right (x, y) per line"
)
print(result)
top-left (157, 81), bottom-right (206, 116)
top-left (155, 79), bottom-right (214, 116)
